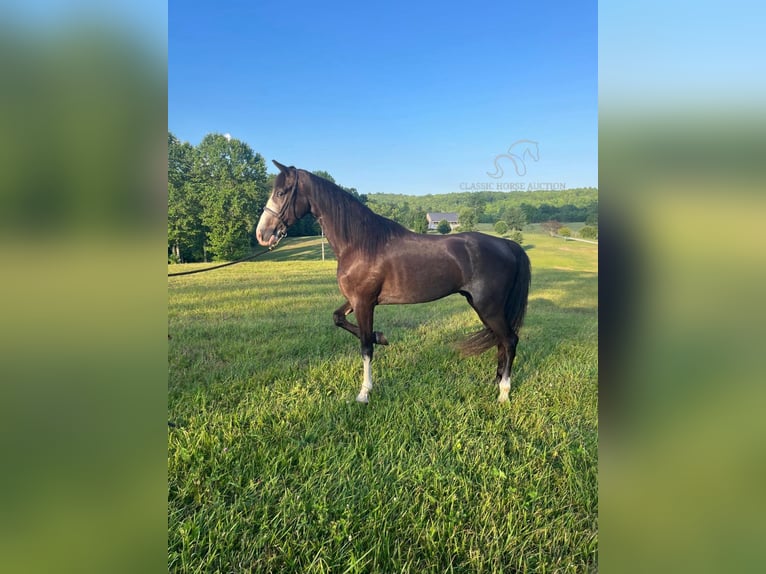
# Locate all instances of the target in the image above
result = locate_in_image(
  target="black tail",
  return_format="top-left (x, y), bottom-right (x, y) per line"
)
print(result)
top-left (506, 243), bottom-right (531, 334)
top-left (460, 244), bottom-right (531, 356)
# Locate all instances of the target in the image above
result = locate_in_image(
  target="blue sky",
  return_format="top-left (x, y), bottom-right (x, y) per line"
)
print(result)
top-left (599, 0), bottom-right (765, 110)
top-left (169, 0), bottom-right (597, 195)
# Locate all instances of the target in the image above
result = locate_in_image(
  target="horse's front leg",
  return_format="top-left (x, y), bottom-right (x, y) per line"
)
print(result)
top-left (333, 301), bottom-right (359, 338)
top-left (333, 301), bottom-right (388, 345)
top-left (353, 302), bottom-right (378, 403)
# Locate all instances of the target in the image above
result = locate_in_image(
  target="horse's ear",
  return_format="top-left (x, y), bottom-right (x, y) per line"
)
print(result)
top-left (272, 160), bottom-right (289, 173)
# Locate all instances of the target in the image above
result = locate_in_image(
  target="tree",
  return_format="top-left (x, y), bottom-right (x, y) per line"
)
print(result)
top-left (585, 204), bottom-right (598, 227)
top-left (579, 225), bottom-right (598, 239)
top-left (391, 202), bottom-right (411, 227)
top-left (510, 230), bottom-right (523, 245)
top-left (494, 220), bottom-right (509, 235)
top-left (168, 132), bottom-right (194, 189)
top-left (168, 181), bottom-right (205, 262)
top-left (466, 194), bottom-right (486, 222)
top-left (558, 226), bottom-right (572, 238)
top-left (541, 220), bottom-right (562, 236)
top-left (437, 219), bottom-right (451, 234)
top-left (311, 169), bottom-right (336, 183)
top-left (458, 207), bottom-right (477, 232)
top-left (537, 204), bottom-right (558, 222)
top-left (200, 181), bottom-right (257, 260)
top-left (520, 203), bottom-right (538, 224)
top-left (504, 206), bottom-right (526, 231)
top-left (194, 134), bottom-right (269, 260)
top-left (411, 207), bottom-right (428, 233)
top-left (168, 133), bottom-right (205, 262)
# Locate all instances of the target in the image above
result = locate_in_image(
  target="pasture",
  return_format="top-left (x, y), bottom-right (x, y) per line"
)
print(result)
top-left (168, 229), bottom-right (598, 572)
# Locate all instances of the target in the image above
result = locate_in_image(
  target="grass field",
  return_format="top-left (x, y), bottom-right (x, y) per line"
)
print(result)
top-left (168, 229), bottom-right (597, 572)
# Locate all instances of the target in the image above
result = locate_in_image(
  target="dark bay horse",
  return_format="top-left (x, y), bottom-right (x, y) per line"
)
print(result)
top-left (256, 161), bottom-right (531, 403)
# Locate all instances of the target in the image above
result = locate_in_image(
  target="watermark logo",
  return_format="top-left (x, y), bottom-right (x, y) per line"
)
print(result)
top-left (458, 139), bottom-right (566, 191)
top-left (487, 139), bottom-right (540, 178)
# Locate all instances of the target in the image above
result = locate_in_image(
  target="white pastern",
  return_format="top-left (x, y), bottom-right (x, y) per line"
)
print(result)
top-left (498, 374), bottom-right (511, 403)
top-left (356, 355), bottom-right (373, 403)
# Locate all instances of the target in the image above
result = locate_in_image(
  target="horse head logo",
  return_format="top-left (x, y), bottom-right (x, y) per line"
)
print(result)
top-left (487, 140), bottom-right (540, 179)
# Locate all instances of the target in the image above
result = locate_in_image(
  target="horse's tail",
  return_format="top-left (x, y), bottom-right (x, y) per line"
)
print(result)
top-left (506, 242), bottom-right (531, 334)
top-left (460, 243), bottom-right (531, 356)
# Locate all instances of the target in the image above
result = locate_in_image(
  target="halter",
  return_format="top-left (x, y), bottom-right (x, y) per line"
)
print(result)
top-left (262, 169), bottom-right (300, 248)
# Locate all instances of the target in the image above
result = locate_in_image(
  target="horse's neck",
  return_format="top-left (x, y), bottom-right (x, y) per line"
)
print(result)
top-left (309, 186), bottom-right (355, 258)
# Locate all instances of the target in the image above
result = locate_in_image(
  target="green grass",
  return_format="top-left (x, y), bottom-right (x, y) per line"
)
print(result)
top-left (168, 229), bottom-right (597, 573)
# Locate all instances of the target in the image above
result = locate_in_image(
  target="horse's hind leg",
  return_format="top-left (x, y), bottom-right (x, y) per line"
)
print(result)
top-left (333, 301), bottom-right (388, 345)
top-left (496, 332), bottom-right (519, 403)
top-left (468, 297), bottom-right (519, 402)
top-left (495, 344), bottom-right (506, 384)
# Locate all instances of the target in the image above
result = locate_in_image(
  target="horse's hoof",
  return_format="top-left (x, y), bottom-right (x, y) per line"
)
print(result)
top-left (375, 332), bottom-right (389, 345)
top-left (356, 393), bottom-right (369, 404)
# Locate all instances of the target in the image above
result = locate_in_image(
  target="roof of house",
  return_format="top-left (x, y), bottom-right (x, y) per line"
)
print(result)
top-left (426, 212), bottom-right (459, 222)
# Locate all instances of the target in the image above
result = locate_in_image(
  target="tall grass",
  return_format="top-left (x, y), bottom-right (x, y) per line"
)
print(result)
top-left (168, 230), bottom-right (597, 572)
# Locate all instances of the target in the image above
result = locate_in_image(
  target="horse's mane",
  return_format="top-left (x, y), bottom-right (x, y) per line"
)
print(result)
top-left (303, 171), bottom-right (408, 257)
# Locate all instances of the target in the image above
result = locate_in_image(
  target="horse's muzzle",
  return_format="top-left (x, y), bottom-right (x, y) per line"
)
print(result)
top-left (256, 204), bottom-right (288, 247)
top-left (256, 228), bottom-right (277, 247)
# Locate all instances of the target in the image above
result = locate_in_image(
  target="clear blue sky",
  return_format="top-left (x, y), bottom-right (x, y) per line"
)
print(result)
top-left (169, 0), bottom-right (597, 195)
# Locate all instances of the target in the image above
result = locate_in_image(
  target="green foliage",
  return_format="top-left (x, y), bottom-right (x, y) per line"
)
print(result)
top-left (200, 182), bottom-right (257, 260)
top-left (412, 207), bottom-right (429, 233)
top-left (311, 169), bottom-right (336, 183)
top-left (437, 219), bottom-right (451, 234)
top-left (585, 206), bottom-right (598, 227)
top-left (168, 229), bottom-right (598, 572)
top-left (466, 193), bottom-right (487, 222)
top-left (168, 134), bottom-right (206, 262)
top-left (510, 230), bottom-right (523, 244)
top-left (558, 226), bottom-right (572, 237)
top-left (458, 207), bottom-right (477, 232)
top-left (168, 132), bottom-right (269, 261)
top-left (494, 220), bottom-right (509, 235)
top-left (503, 206), bottom-right (527, 230)
top-left (195, 134), bottom-right (269, 260)
top-left (168, 183), bottom-right (205, 262)
top-left (169, 133), bottom-right (597, 261)
top-left (579, 225), bottom-right (598, 239)
top-left (367, 189), bottom-right (598, 225)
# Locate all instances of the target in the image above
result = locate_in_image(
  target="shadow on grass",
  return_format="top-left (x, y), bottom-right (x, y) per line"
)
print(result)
top-left (261, 237), bottom-right (337, 262)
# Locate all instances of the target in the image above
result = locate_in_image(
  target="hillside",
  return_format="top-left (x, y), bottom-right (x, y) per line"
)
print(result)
top-left (366, 187), bottom-right (598, 225)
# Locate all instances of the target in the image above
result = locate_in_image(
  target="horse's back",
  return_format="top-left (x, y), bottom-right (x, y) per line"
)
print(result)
top-left (374, 232), bottom-right (523, 305)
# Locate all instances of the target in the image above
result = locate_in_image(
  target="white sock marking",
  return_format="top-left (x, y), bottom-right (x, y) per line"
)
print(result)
top-left (356, 355), bottom-right (373, 403)
top-left (498, 374), bottom-right (511, 403)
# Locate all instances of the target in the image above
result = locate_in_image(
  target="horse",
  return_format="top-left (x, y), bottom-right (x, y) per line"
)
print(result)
top-left (256, 161), bottom-right (531, 404)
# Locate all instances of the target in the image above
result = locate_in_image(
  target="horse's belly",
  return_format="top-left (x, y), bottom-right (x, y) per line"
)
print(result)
top-left (377, 260), bottom-right (461, 305)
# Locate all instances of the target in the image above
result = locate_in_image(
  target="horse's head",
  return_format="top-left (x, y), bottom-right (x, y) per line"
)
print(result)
top-left (256, 160), bottom-right (310, 247)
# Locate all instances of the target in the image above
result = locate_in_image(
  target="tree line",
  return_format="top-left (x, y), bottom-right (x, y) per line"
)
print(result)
top-left (367, 191), bottom-right (598, 227)
top-left (168, 132), bottom-right (269, 262)
top-left (169, 132), bottom-right (598, 262)
top-left (168, 132), bottom-right (364, 262)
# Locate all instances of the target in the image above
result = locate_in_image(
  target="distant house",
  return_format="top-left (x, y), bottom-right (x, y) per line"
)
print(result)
top-left (426, 212), bottom-right (459, 231)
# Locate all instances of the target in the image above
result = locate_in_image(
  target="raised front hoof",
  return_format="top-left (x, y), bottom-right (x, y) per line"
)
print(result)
top-left (374, 332), bottom-right (389, 345)
top-left (356, 393), bottom-right (369, 404)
